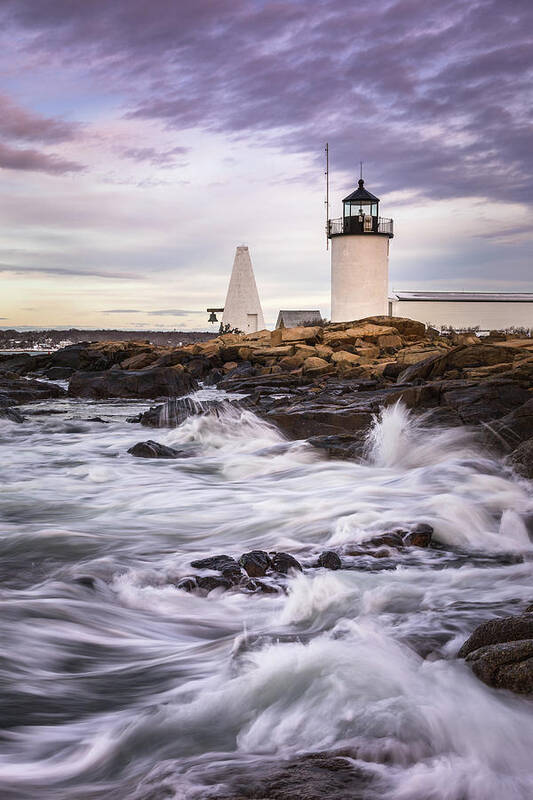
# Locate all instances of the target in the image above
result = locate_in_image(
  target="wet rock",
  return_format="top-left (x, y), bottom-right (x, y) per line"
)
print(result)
top-left (508, 437), bottom-right (533, 478)
top-left (308, 433), bottom-right (367, 461)
top-left (361, 531), bottom-right (406, 549)
top-left (127, 396), bottom-right (220, 428)
top-left (0, 407), bottom-right (25, 423)
top-left (191, 555), bottom-right (239, 571)
top-left (197, 575), bottom-right (232, 593)
top-left (127, 440), bottom-right (187, 459)
top-left (0, 376), bottom-right (67, 406)
top-left (175, 577), bottom-right (198, 592)
top-left (212, 750), bottom-right (371, 800)
top-left (440, 380), bottom-right (529, 425)
top-left (241, 578), bottom-right (279, 594)
top-left (458, 614), bottom-right (533, 658)
top-left (317, 551), bottom-right (342, 570)
top-left (43, 366), bottom-right (74, 380)
top-left (489, 398), bottom-right (533, 449)
top-left (403, 523), bottom-right (433, 547)
top-left (239, 550), bottom-right (271, 577)
top-left (465, 640), bottom-right (533, 694)
top-left (68, 366), bottom-right (197, 400)
top-left (271, 552), bottom-right (303, 574)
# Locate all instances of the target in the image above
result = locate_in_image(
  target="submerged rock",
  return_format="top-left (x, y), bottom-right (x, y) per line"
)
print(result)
top-left (211, 751), bottom-right (371, 800)
top-left (403, 523), bottom-right (433, 547)
top-left (0, 407), bottom-right (25, 423)
top-left (127, 440), bottom-right (187, 459)
top-left (317, 551), bottom-right (342, 570)
top-left (197, 575), bottom-right (232, 592)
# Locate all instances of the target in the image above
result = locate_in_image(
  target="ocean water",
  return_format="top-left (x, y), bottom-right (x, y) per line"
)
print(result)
top-left (0, 393), bottom-right (532, 799)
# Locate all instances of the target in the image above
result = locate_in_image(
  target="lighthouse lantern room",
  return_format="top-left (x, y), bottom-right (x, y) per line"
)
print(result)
top-left (328, 174), bottom-right (393, 322)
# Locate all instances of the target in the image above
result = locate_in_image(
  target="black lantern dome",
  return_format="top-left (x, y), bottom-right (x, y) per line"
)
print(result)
top-left (328, 176), bottom-right (393, 238)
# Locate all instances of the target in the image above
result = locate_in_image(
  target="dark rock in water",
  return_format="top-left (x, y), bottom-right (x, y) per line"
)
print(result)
top-left (197, 575), bottom-right (232, 592)
top-left (317, 551), bottom-right (342, 570)
top-left (127, 396), bottom-right (220, 428)
top-left (360, 531), bottom-right (406, 549)
top-left (489, 398), bottom-right (533, 449)
top-left (68, 366), bottom-right (197, 400)
top-left (85, 416), bottom-right (109, 423)
top-left (508, 437), bottom-right (533, 478)
top-left (212, 751), bottom-right (371, 800)
top-left (242, 578), bottom-right (279, 594)
top-left (191, 555), bottom-right (239, 571)
top-left (440, 380), bottom-right (530, 426)
top-left (127, 440), bottom-right (186, 459)
top-left (0, 407), bottom-right (25, 423)
top-left (175, 577), bottom-right (198, 592)
top-left (239, 550), bottom-right (271, 577)
top-left (0, 376), bottom-right (66, 406)
top-left (271, 551), bottom-right (303, 574)
top-left (43, 366), bottom-right (74, 380)
top-left (458, 614), bottom-right (533, 659)
top-left (75, 576), bottom-right (96, 590)
top-left (466, 640), bottom-right (533, 694)
top-left (403, 523), bottom-right (433, 547)
top-left (308, 432), bottom-right (367, 461)
top-left (204, 368), bottom-right (225, 386)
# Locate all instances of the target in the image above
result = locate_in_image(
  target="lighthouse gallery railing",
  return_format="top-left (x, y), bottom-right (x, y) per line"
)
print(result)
top-left (328, 217), bottom-right (394, 237)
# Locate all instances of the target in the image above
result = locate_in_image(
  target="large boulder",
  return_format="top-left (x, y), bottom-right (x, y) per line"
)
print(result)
top-left (458, 614), bottom-right (533, 658)
top-left (458, 614), bottom-right (533, 695)
top-left (465, 641), bottom-right (533, 694)
top-left (271, 326), bottom-right (323, 346)
top-left (68, 366), bottom-right (197, 399)
top-left (359, 315), bottom-right (426, 340)
top-left (398, 344), bottom-right (520, 383)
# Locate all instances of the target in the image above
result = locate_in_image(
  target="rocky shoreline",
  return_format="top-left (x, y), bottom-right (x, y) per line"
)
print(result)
top-left (1, 315), bottom-right (532, 703)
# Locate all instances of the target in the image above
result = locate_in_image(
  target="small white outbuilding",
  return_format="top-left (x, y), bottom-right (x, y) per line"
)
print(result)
top-left (389, 292), bottom-right (533, 332)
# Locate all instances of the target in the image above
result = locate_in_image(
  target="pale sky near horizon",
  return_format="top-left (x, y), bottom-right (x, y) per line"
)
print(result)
top-left (0, 0), bottom-right (531, 331)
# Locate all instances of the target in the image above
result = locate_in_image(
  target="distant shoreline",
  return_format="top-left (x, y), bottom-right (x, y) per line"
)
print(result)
top-left (0, 328), bottom-right (217, 350)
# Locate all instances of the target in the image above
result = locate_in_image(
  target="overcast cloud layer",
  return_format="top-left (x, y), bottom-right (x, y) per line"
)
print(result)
top-left (0, 0), bottom-right (531, 329)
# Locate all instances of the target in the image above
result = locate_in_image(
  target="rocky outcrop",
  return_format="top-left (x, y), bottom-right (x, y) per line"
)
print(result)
top-left (68, 366), bottom-right (197, 399)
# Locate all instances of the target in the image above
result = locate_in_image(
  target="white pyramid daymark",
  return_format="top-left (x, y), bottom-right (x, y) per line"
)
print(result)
top-left (222, 246), bottom-right (265, 333)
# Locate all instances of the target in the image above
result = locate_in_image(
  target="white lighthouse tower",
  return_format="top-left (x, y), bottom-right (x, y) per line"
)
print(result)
top-left (221, 245), bottom-right (265, 333)
top-left (328, 175), bottom-right (394, 322)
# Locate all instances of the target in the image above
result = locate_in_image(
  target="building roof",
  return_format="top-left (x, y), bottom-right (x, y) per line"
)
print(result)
top-left (276, 310), bottom-right (322, 328)
top-left (342, 178), bottom-right (379, 204)
top-left (393, 291), bottom-right (533, 303)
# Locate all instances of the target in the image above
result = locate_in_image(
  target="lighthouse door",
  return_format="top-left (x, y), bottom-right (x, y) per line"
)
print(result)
top-left (247, 313), bottom-right (258, 332)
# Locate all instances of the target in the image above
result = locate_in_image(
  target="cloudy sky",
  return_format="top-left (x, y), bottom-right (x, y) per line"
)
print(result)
top-left (0, 0), bottom-right (531, 330)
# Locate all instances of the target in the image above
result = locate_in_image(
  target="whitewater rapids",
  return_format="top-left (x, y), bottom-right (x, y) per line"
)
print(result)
top-left (0, 393), bottom-right (531, 799)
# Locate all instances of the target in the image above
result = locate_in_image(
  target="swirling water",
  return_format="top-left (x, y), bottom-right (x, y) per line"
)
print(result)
top-left (0, 392), bottom-right (532, 799)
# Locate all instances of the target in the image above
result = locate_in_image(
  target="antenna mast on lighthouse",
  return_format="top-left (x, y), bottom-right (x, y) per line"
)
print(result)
top-left (325, 143), bottom-right (329, 250)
